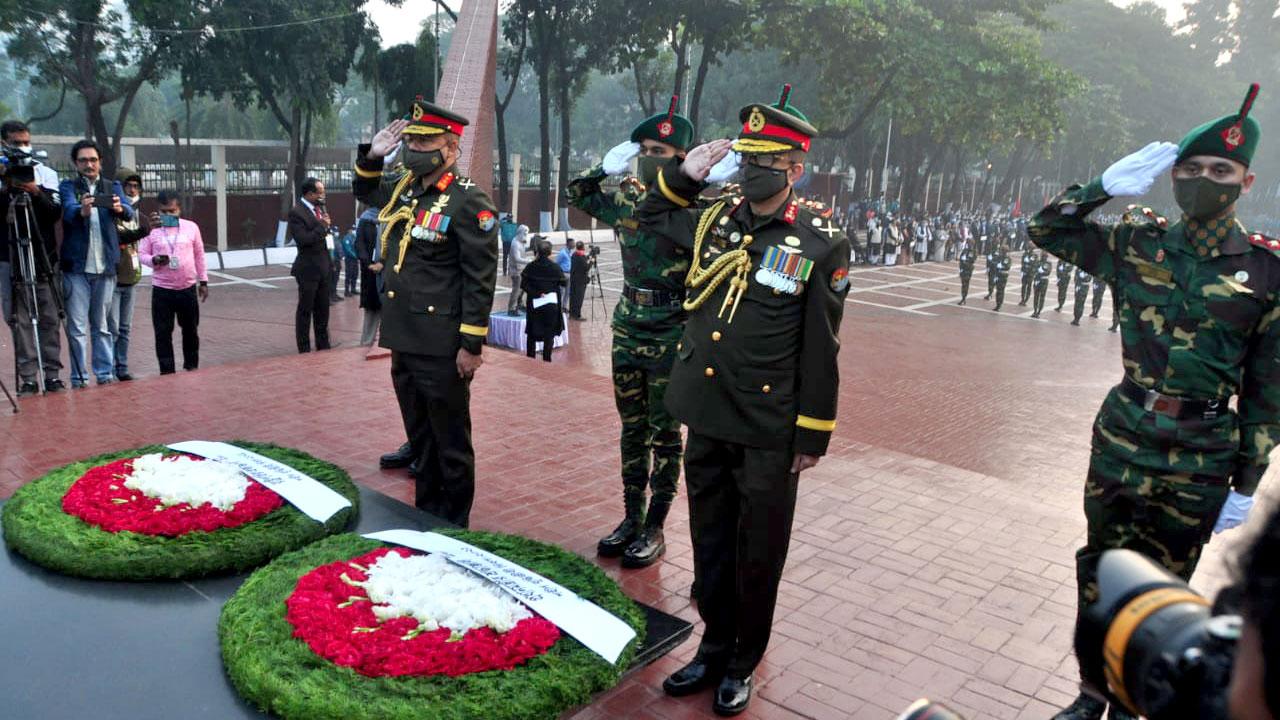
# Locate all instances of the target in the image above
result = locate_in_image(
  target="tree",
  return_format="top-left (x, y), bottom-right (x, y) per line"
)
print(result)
top-left (0, 0), bottom-right (198, 175)
top-left (194, 0), bottom-right (373, 204)
top-left (496, 13), bottom-right (529, 211)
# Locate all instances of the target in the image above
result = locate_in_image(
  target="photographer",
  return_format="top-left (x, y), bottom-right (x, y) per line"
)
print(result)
top-left (138, 190), bottom-right (208, 374)
top-left (0, 140), bottom-right (64, 394)
top-left (1, 121), bottom-right (59, 195)
top-left (569, 240), bottom-right (589, 320)
top-left (1228, 505), bottom-right (1279, 720)
top-left (58, 139), bottom-right (132, 388)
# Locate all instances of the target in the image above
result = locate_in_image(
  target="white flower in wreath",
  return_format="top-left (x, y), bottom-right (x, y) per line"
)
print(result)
top-left (363, 552), bottom-right (531, 634)
top-left (124, 453), bottom-right (251, 511)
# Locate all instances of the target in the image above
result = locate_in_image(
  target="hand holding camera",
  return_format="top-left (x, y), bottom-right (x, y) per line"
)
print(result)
top-left (152, 254), bottom-right (170, 266)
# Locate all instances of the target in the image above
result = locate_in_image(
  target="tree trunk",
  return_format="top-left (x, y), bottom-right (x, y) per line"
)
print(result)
top-left (630, 60), bottom-right (653, 114)
top-left (496, 97), bottom-right (510, 212)
top-left (688, 42), bottom-right (714, 134)
top-left (86, 100), bottom-right (115, 176)
top-left (537, 57), bottom-right (552, 220)
top-left (669, 23), bottom-right (689, 101)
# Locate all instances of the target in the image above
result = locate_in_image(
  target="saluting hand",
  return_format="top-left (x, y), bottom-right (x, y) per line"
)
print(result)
top-left (681, 138), bottom-right (734, 182)
top-left (369, 119), bottom-right (411, 159)
top-left (1101, 141), bottom-right (1179, 197)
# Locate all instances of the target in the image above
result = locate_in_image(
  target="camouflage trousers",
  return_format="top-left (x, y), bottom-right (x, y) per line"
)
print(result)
top-left (612, 333), bottom-right (683, 528)
top-left (1075, 386), bottom-right (1234, 614)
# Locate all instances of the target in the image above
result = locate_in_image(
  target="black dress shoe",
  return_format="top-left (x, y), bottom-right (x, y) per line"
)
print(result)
top-left (45, 378), bottom-right (66, 392)
top-left (597, 518), bottom-right (641, 557)
top-left (621, 526), bottom-right (665, 568)
top-left (16, 381), bottom-right (38, 397)
top-left (379, 442), bottom-right (413, 469)
top-left (663, 657), bottom-right (724, 697)
top-left (116, 372), bottom-right (133, 382)
top-left (713, 675), bottom-right (752, 716)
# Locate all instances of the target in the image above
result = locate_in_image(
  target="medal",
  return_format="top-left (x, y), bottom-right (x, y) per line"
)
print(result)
top-left (1235, 270), bottom-right (1249, 283)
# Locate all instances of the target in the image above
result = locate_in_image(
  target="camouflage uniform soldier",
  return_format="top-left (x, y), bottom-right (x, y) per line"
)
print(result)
top-left (983, 247), bottom-right (997, 300)
top-left (1089, 275), bottom-right (1108, 318)
top-left (1055, 259), bottom-right (1073, 311)
top-left (1018, 245), bottom-right (1036, 305)
top-left (1071, 267), bottom-right (1091, 326)
top-left (990, 244), bottom-right (1011, 311)
top-left (564, 97), bottom-right (694, 568)
top-left (1030, 252), bottom-right (1052, 318)
top-left (1029, 84), bottom-right (1274, 720)
top-left (957, 241), bottom-right (977, 305)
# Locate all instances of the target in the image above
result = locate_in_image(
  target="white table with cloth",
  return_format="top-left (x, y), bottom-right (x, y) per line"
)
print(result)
top-left (486, 311), bottom-right (570, 354)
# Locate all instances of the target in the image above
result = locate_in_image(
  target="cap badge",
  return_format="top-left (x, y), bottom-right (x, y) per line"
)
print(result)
top-left (1222, 124), bottom-right (1244, 151)
top-left (748, 107), bottom-right (766, 133)
top-left (657, 120), bottom-right (673, 138)
top-left (412, 103), bottom-right (425, 121)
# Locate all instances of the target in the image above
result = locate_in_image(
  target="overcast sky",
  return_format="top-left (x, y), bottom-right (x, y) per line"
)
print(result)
top-left (367, 0), bottom-right (1188, 48)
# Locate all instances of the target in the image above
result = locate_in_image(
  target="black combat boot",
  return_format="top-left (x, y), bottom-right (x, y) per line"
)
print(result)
top-left (598, 493), bottom-right (644, 557)
top-left (379, 442), bottom-right (413, 469)
top-left (1051, 693), bottom-right (1106, 720)
top-left (622, 498), bottom-right (669, 567)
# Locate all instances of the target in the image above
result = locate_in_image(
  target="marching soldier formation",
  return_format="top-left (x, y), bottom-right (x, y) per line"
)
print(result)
top-left (989, 243), bottom-right (1012, 311)
top-left (1055, 258), bottom-right (1073, 311)
top-left (1018, 244), bottom-right (1036, 306)
top-left (1029, 84), bottom-right (1275, 720)
top-left (1029, 251), bottom-right (1052, 318)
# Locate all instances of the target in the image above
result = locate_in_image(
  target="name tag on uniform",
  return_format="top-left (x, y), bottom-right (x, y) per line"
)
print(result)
top-left (1133, 261), bottom-right (1172, 283)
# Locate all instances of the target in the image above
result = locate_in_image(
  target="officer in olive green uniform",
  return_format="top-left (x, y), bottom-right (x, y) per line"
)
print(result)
top-left (1070, 267), bottom-right (1091, 326)
top-left (983, 247), bottom-right (997, 299)
top-left (1030, 84), bottom-right (1275, 720)
top-left (1088, 275), bottom-right (1108, 319)
top-left (1018, 245), bottom-right (1036, 305)
top-left (637, 86), bottom-right (849, 717)
top-left (990, 244), bottom-right (1012, 310)
top-left (957, 241), bottom-right (977, 305)
top-left (564, 98), bottom-right (694, 568)
top-left (1030, 252), bottom-right (1053, 318)
top-left (352, 99), bottom-right (500, 529)
top-left (1055, 259), bottom-right (1073, 311)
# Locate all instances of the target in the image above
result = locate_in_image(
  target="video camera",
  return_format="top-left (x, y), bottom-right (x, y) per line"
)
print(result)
top-left (1073, 549), bottom-right (1238, 720)
top-left (588, 243), bottom-right (601, 259)
top-left (0, 146), bottom-right (45, 186)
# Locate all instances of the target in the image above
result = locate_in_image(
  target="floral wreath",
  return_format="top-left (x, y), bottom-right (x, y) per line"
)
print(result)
top-left (1, 442), bottom-right (360, 580)
top-left (220, 532), bottom-right (647, 720)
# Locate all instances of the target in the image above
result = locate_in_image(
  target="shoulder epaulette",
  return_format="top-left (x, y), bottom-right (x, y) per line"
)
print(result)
top-left (1122, 204), bottom-right (1168, 230)
top-left (798, 198), bottom-right (834, 219)
top-left (1248, 232), bottom-right (1280, 255)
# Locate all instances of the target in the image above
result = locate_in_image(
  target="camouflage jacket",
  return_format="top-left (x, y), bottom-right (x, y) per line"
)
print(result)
top-left (564, 164), bottom-right (689, 342)
top-left (1028, 177), bottom-right (1280, 493)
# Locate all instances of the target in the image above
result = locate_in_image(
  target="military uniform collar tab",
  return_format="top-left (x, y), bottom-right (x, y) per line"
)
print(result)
top-left (435, 171), bottom-right (456, 192)
top-left (782, 198), bottom-right (799, 225)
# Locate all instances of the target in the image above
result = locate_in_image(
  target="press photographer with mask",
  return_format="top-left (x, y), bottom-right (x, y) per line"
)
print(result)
top-left (138, 190), bottom-right (208, 375)
top-left (0, 131), bottom-right (64, 394)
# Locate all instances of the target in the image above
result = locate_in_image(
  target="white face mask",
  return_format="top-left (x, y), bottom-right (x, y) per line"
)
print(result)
top-left (15, 145), bottom-right (32, 154)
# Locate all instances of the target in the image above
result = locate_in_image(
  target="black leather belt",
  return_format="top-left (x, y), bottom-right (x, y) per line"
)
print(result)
top-left (623, 284), bottom-right (684, 307)
top-left (1119, 377), bottom-right (1230, 420)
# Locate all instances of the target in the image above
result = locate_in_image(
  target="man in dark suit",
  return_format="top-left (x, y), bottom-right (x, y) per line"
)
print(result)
top-left (289, 177), bottom-right (335, 352)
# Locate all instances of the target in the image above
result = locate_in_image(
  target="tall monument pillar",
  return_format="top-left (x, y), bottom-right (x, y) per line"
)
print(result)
top-left (435, 0), bottom-right (498, 194)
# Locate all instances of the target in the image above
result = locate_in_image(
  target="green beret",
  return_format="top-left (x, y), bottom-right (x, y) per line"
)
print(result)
top-left (733, 84), bottom-right (819, 155)
top-left (630, 95), bottom-right (693, 150)
top-left (1177, 83), bottom-right (1261, 166)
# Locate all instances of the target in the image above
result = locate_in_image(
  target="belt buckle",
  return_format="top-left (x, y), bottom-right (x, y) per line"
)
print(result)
top-left (636, 289), bottom-right (653, 305)
top-left (1143, 390), bottom-right (1159, 413)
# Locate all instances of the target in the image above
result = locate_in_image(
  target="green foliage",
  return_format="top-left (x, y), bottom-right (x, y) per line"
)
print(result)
top-left (1, 442), bottom-right (360, 581)
top-left (220, 532), bottom-right (647, 720)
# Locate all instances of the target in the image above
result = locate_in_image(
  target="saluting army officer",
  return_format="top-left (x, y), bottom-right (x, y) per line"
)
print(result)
top-left (1029, 84), bottom-right (1278, 720)
top-left (353, 98), bottom-right (500, 528)
top-left (637, 85), bottom-right (850, 717)
top-left (565, 97), bottom-right (693, 568)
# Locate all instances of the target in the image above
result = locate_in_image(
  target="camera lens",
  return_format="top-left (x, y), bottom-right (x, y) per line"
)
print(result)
top-left (895, 699), bottom-right (965, 720)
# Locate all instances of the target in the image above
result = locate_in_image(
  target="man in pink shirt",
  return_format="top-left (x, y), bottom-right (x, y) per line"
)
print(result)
top-left (138, 190), bottom-right (209, 374)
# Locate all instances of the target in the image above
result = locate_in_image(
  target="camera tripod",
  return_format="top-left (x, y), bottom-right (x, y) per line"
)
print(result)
top-left (586, 228), bottom-right (608, 321)
top-left (5, 190), bottom-right (63, 411)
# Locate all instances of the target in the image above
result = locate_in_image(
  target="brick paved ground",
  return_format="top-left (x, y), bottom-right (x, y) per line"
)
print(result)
top-left (1, 241), bottom-right (1275, 720)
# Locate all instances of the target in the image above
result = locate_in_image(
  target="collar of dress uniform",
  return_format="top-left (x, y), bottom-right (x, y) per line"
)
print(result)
top-left (1178, 213), bottom-right (1250, 257)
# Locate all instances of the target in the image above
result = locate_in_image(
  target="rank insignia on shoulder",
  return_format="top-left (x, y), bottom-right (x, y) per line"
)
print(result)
top-left (477, 210), bottom-right (496, 233)
top-left (830, 266), bottom-right (849, 292)
top-left (1249, 233), bottom-right (1280, 251)
top-left (783, 201), bottom-right (799, 225)
top-left (435, 172), bottom-right (455, 191)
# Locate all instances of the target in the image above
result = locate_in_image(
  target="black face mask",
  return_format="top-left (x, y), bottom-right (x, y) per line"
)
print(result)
top-left (636, 155), bottom-right (662, 186)
top-left (404, 148), bottom-right (446, 177)
top-left (741, 163), bottom-right (789, 202)
top-left (1173, 176), bottom-right (1241, 220)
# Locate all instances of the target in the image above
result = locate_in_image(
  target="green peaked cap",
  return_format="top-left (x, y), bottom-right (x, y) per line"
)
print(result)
top-left (630, 95), bottom-right (694, 150)
top-left (1177, 83), bottom-right (1262, 167)
top-left (733, 84), bottom-right (819, 155)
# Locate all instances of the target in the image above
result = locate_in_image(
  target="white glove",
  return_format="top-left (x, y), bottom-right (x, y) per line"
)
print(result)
top-left (1100, 141), bottom-right (1179, 197)
top-left (602, 141), bottom-right (641, 176)
top-left (1213, 490), bottom-right (1255, 534)
top-left (706, 151), bottom-right (742, 184)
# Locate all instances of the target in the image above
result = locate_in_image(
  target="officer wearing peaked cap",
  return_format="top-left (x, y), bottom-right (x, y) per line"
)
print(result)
top-left (565, 96), bottom-right (695, 569)
top-left (637, 85), bottom-right (850, 717)
top-left (1029, 84), bottom-right (1280, 720)
top-left (353, 97), bottom-right (500, 529)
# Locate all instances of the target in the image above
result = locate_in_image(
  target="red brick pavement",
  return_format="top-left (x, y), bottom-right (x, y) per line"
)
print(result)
top-left (1, 254), bottom-right (1274, 720)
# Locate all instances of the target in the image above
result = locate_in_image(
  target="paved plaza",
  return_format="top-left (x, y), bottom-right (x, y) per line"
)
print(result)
top-left (1, 237), bottom-right (1274, 719)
